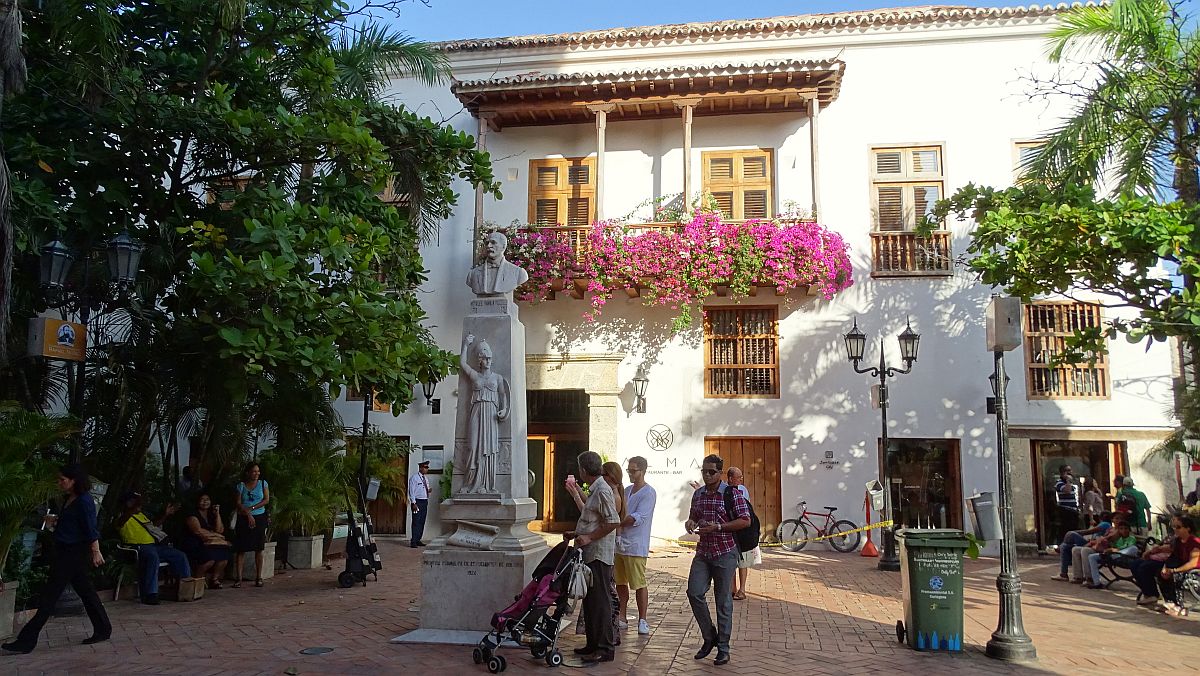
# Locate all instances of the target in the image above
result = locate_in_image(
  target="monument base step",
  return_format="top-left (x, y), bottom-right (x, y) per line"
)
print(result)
top-left (390, 629), bottom-right (521, 646)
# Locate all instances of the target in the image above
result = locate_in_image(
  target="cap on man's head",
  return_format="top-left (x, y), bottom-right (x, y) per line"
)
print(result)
top-left (1122, 476), bottom-right (1135, 487)
top-left (418, 460), bottom-right (431, 467)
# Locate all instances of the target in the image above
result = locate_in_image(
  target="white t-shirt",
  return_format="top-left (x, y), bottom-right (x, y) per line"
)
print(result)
top-left (616, 483), bottom-right (657, 558)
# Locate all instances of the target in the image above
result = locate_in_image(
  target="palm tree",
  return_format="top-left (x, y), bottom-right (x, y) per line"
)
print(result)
top-left (0, 0), bottom-right (27, 369)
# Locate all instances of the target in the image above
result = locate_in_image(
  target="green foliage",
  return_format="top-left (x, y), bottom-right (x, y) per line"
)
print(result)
top-left (354, 429), bottom-right (411, 507)
top-left (964, 532), bottom-right (983, 560)
top-left (1, 537), bottom-right (49, 610)
top-left (931, 183), bottom-right (1194, 361)
top-left (258, 445), bottom-right (347, 537)
top-left (440, 460), bottom-right (453, 501)
top-left (0, 404), bottom-right (74, 582)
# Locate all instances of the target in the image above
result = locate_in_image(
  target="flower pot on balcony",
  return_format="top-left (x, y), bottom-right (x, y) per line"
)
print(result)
top-left (287, 535), bottom-right (325, 570)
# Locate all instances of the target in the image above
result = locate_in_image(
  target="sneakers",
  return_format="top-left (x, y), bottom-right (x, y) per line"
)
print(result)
top-left (638, 619), bottom-right (650, 635)
top-left (1136, 595), bottom-right (1160, 606)
top-left (1050, 574), bottom-right (1069, 581)
top-left (618, 620), bottom-right (629, 629)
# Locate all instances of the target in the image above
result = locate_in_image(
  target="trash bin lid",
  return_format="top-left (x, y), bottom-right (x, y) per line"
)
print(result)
top-left (896, 528), bottom-right (970, 548)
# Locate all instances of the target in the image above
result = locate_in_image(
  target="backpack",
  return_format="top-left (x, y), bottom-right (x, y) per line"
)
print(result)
top-left (1116, 491), bottom-right (1137, 512)
top-left (723, 487), bottom-right (761, 553)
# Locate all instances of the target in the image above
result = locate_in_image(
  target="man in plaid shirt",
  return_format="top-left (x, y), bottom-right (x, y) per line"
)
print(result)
top-left (685, 454), bottom-right (751, 666)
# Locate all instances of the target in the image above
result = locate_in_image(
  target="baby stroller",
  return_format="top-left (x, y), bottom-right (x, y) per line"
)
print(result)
top-left (473, 541), bottom-right (584, 673)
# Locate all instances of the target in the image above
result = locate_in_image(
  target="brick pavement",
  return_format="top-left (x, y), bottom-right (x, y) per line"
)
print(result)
top-left (2, 539), bottom-right (1196, 675)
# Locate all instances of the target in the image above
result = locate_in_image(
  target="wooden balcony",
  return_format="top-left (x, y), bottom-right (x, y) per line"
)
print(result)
top-left (526, 219), bottom-right (822, 300)
top-left (870, 230), bottom-right (952, 277)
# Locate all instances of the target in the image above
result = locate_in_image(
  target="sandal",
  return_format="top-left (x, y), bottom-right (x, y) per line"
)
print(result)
top-left (254, 578), bottom-right (264, 587)
top-left (231, 579), bottom-right (242, 589)
top-left (733, 591), bottom-right (747, 600)
top-left (206, 579), bottom-right (223, 590)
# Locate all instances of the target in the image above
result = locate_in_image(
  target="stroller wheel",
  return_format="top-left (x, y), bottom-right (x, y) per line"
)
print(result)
top-left (531, 645), bottom-right (548, 659)
top-left (486, 656), bottom-right (503, 673)
top-left (472, 647), bottom-right (484, 664)
top-left (497, 655), bottom-right (507, 671)
top-left (337, 571), bottom-right (356, 588)
top-left (545, 650), bottom-right (563, 667)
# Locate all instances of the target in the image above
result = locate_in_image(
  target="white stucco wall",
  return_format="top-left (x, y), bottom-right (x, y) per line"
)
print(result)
top-left (340, 13), bottom-right (1178, 548)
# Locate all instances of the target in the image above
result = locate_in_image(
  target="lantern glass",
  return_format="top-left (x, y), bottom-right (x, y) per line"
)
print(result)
top-left (107, 232), bottom-right (143, 286)
top-left (843, 320), bottom-right (866, 362)
top-left (39, 240), bottom-right (75, 290)
top-left (897, 321), bottom-right (921, 364)
top-left (421, 378), bottom-right (438, 405)
top-left (632, 367), bottom-right (649, 399)
top-left (989, 371), bottom-right (1011, 396)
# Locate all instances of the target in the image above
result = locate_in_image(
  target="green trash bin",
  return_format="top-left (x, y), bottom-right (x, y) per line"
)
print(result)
top-left (896, 528), bottom-right (969, 652)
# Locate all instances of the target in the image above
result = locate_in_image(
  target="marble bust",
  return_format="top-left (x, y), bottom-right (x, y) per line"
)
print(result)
top-left (466, 232), bottom-right (529, 296)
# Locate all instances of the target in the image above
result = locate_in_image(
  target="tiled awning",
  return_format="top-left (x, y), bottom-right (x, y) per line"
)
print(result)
top-left (452, 59), bottom-right (844, 129)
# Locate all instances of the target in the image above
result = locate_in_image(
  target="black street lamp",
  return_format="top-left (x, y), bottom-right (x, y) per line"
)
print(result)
top-left (843, 317), bottom-right (920, 572)
top-left (632, 367), bottom-right (649, 414)
top-left (37, 234), bottom-right (144, 462)
top-left (421, 378), bottom-right (438, 406)
top-left (985, 349), bottom-right (1037, 661)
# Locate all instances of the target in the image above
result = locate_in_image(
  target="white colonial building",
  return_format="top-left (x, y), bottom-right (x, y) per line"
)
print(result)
top-left (341, 4), bottom-right (1189, 553)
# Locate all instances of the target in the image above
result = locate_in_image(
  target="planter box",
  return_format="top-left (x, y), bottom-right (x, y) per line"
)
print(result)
top-left (287, 535), bottom-right (325, 570)
top-left (0, 582), bottom-right (17, 640)
top-left (234, 541), bottom-right (277, 580)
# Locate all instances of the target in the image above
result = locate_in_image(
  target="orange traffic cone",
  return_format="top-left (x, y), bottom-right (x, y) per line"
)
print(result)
top-left (861, 492), bottom-right (879, 557)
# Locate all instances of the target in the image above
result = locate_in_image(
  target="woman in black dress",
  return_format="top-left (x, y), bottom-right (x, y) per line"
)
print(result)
top-left (3, 464), bottom-right (111, 654)
top-left (182, 492), bottom-right (231, 588)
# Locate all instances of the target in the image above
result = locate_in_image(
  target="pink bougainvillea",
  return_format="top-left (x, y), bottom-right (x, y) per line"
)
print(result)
top-left (487, 214), bottom-right (854, 330)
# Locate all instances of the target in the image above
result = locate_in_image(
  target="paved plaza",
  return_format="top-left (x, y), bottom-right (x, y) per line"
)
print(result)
top-left (2, 538), bottom-right (1196, 675)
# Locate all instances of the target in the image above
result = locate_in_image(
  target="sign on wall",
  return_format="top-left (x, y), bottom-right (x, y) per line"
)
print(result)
top-left (27, 317), bottom-right (86, 362)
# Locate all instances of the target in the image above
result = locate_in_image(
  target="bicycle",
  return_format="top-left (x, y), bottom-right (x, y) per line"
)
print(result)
top-left (775, 500), bottom-right (860, 553)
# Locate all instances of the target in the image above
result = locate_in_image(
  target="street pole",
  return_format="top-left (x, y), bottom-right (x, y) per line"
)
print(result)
top-left (877, 339), bottom-right (900, 571)
top-left (68, 256), bottom-right (92, 464)
top-left (986, 350), bottom-right (1037, 661)
top-left (359, 389), bottom-right (371, 503)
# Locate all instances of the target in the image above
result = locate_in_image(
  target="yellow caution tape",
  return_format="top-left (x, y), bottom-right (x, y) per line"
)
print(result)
top-left (652, 520), bottom-right (894, 549)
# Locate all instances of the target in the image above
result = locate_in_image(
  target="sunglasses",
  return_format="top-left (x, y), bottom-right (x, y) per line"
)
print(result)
top-left (701, 469), bottom-right (720, 476)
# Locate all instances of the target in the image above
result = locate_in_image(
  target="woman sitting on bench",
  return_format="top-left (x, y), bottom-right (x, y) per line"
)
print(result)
top-left (1131, 514), bottom-right (1199, 617)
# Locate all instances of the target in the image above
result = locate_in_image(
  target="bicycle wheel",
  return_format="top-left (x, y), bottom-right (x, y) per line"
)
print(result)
top-left (827, 519), bottom-right (861, 553)
top-left (776, 520), bottom-right (810, 552)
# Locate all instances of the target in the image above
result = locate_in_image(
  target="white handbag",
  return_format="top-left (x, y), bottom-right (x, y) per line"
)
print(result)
top-left (567, 562), bottom-right (592, 600)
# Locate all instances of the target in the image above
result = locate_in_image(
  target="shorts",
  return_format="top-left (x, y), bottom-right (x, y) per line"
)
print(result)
top-left (737, 547), bottom-right (762, 569)
top-left (614, 554), bottom-right (647, 590)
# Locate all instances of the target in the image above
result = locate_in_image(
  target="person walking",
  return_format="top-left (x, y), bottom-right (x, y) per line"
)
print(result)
top-left (726, 467), bottom-right (760, 600)
top-left (408, 460), bottom-right (431, 547)
top-left (1119, 476), bottom-right (1153, 536)
top-left (616, 456), bottom-right (656, 636)
top-left (563, 451), bottom-right (620, 664)
top-left (685, 454), bottom-right (751, 666)
top-left (3, 464), bottom-right (111, 654)
top-left (1052, 465), bottom-right (1080, 545)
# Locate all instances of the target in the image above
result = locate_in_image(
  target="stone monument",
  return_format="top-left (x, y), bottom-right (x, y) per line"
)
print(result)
top-left (394, 232), bottom-right (547, 644)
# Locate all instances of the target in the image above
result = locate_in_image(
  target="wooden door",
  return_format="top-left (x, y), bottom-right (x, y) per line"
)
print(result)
top-left (703, 437), bottom-right (782, 540)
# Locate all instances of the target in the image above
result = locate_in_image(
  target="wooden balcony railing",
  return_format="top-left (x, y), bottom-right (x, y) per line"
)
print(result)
top-left (870, 230), bottom-right (952, 277)
top-left (531, 218), bottom-right (819, 257)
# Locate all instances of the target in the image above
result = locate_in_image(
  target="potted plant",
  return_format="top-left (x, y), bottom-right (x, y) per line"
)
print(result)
top-left (259, 446), bottom-right (344, 570)
top-left (0, 404), bottom-right (74, 639)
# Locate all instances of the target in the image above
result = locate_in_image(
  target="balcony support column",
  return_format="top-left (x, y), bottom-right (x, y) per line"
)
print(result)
top-left (675, 98), bottom-right (702, 217)
top-left (808, 95), bottom-right (821, 220)
top-left (587, 104), bottom-right (616, 222)
top-left (473, 112), bottom-right (498, 264)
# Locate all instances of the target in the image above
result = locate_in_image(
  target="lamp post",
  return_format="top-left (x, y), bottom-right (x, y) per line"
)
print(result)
top-left (843, 317), bottom-right (921, 572)
top-left (421, 378), bottom-right (439, 406)
top-left (985, 350), bottom-right (1037, 660)
top-left (38, 233), bottom-right (144, 463)
top-left (632, 367), bottom-right (649, 414)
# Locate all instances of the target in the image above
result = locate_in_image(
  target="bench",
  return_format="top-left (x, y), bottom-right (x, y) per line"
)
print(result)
top-left (1098, 536), bottom-right (1158, 589)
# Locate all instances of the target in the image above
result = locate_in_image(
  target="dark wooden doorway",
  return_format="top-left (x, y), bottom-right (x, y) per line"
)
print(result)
top-left (528, 389), bottom-right (589, 532)
top-left (703, 437), bottom-right (782, 540)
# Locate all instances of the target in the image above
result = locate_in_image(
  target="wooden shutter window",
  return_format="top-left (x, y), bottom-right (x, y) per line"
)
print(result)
top-left (702, 149), bottom-right (774, 221)
top-left (876, 186), bottom-right (905, 231)
top-left (704, 306), bottom-right (780, 398)
top-left (875, 151), bottom-right (903, 175)
top-left (870, 146), bottom-right (944, 232)
top-left (1023, 302), bottom-right (1110, 399)
top-left (528, 157), bottom-right (596, 226)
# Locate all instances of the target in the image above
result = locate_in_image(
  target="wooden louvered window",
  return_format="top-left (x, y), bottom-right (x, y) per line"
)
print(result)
top-left (1013, 141), bottom-right (1045, 181)
top-left (702, 149), bottom-right (773, 221)
top-left (206, 176), bottom-right (258, 211)
top-left (870, 146), bottom-right (943, 231)
top-left (704, 306), bottom-right (779, 398)
top-left (528, 157), bottom-right (596, 226)
top-left (1023, 302), bottom-right (1110, 400)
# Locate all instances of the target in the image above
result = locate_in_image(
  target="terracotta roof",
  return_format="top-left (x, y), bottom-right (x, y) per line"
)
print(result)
top-left (452, 58), bottom-right (845, 99)
top-left (435, 4), bottom-right (1088, 53)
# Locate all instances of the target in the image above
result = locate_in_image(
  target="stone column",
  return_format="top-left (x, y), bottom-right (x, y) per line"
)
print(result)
top-left (587, 104), bottom-right (615, 221)
top-left (808, 96), bottom-right (821, 220)
top-left (472, 112), bottom-right (497, 264)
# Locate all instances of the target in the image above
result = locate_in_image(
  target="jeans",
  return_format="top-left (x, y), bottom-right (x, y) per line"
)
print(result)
top-left (16, 543), bottom-right (111, 646)
top-left (1059, 532), bottom-right (1088, 575)
top-left (1088, 546), bottom-right (1137, 584)
top-left (1130, 558), bottom-right (1167, 599)
top-left (686, 550), bottom-right (738, 653)
top-left (410, 499), bottom-right (428, 546)
top-left (136, 543), bottom-right (191, 598)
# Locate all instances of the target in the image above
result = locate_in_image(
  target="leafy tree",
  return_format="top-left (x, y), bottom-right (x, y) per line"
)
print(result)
top-left (1, 1), bottom-right (495, 506)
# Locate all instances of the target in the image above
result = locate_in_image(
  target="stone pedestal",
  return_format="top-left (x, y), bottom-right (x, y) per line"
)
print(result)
top-left (397, 292), bottom-right (548, 642)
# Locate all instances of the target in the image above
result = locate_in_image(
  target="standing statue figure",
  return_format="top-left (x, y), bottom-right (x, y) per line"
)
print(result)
top-left (467, 231), bottom-right (529, 296)
top-left (461, 334), bottom-right (510, 494)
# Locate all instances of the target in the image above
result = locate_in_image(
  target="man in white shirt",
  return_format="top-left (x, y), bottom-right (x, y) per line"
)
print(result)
top-left (727, 467), bottom-right (761, 600)
top-left (616, 456), bottom-right (656, 636)
top-left (408, 460), bottom-right (431, 548)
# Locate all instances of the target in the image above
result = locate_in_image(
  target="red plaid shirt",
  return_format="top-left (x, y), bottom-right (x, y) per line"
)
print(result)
top-left (690, 482), bottom-right (750, 560)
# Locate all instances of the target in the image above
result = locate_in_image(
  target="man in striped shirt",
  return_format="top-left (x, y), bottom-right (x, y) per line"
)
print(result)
top-left (685, 454), bottom-right (751, 666)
